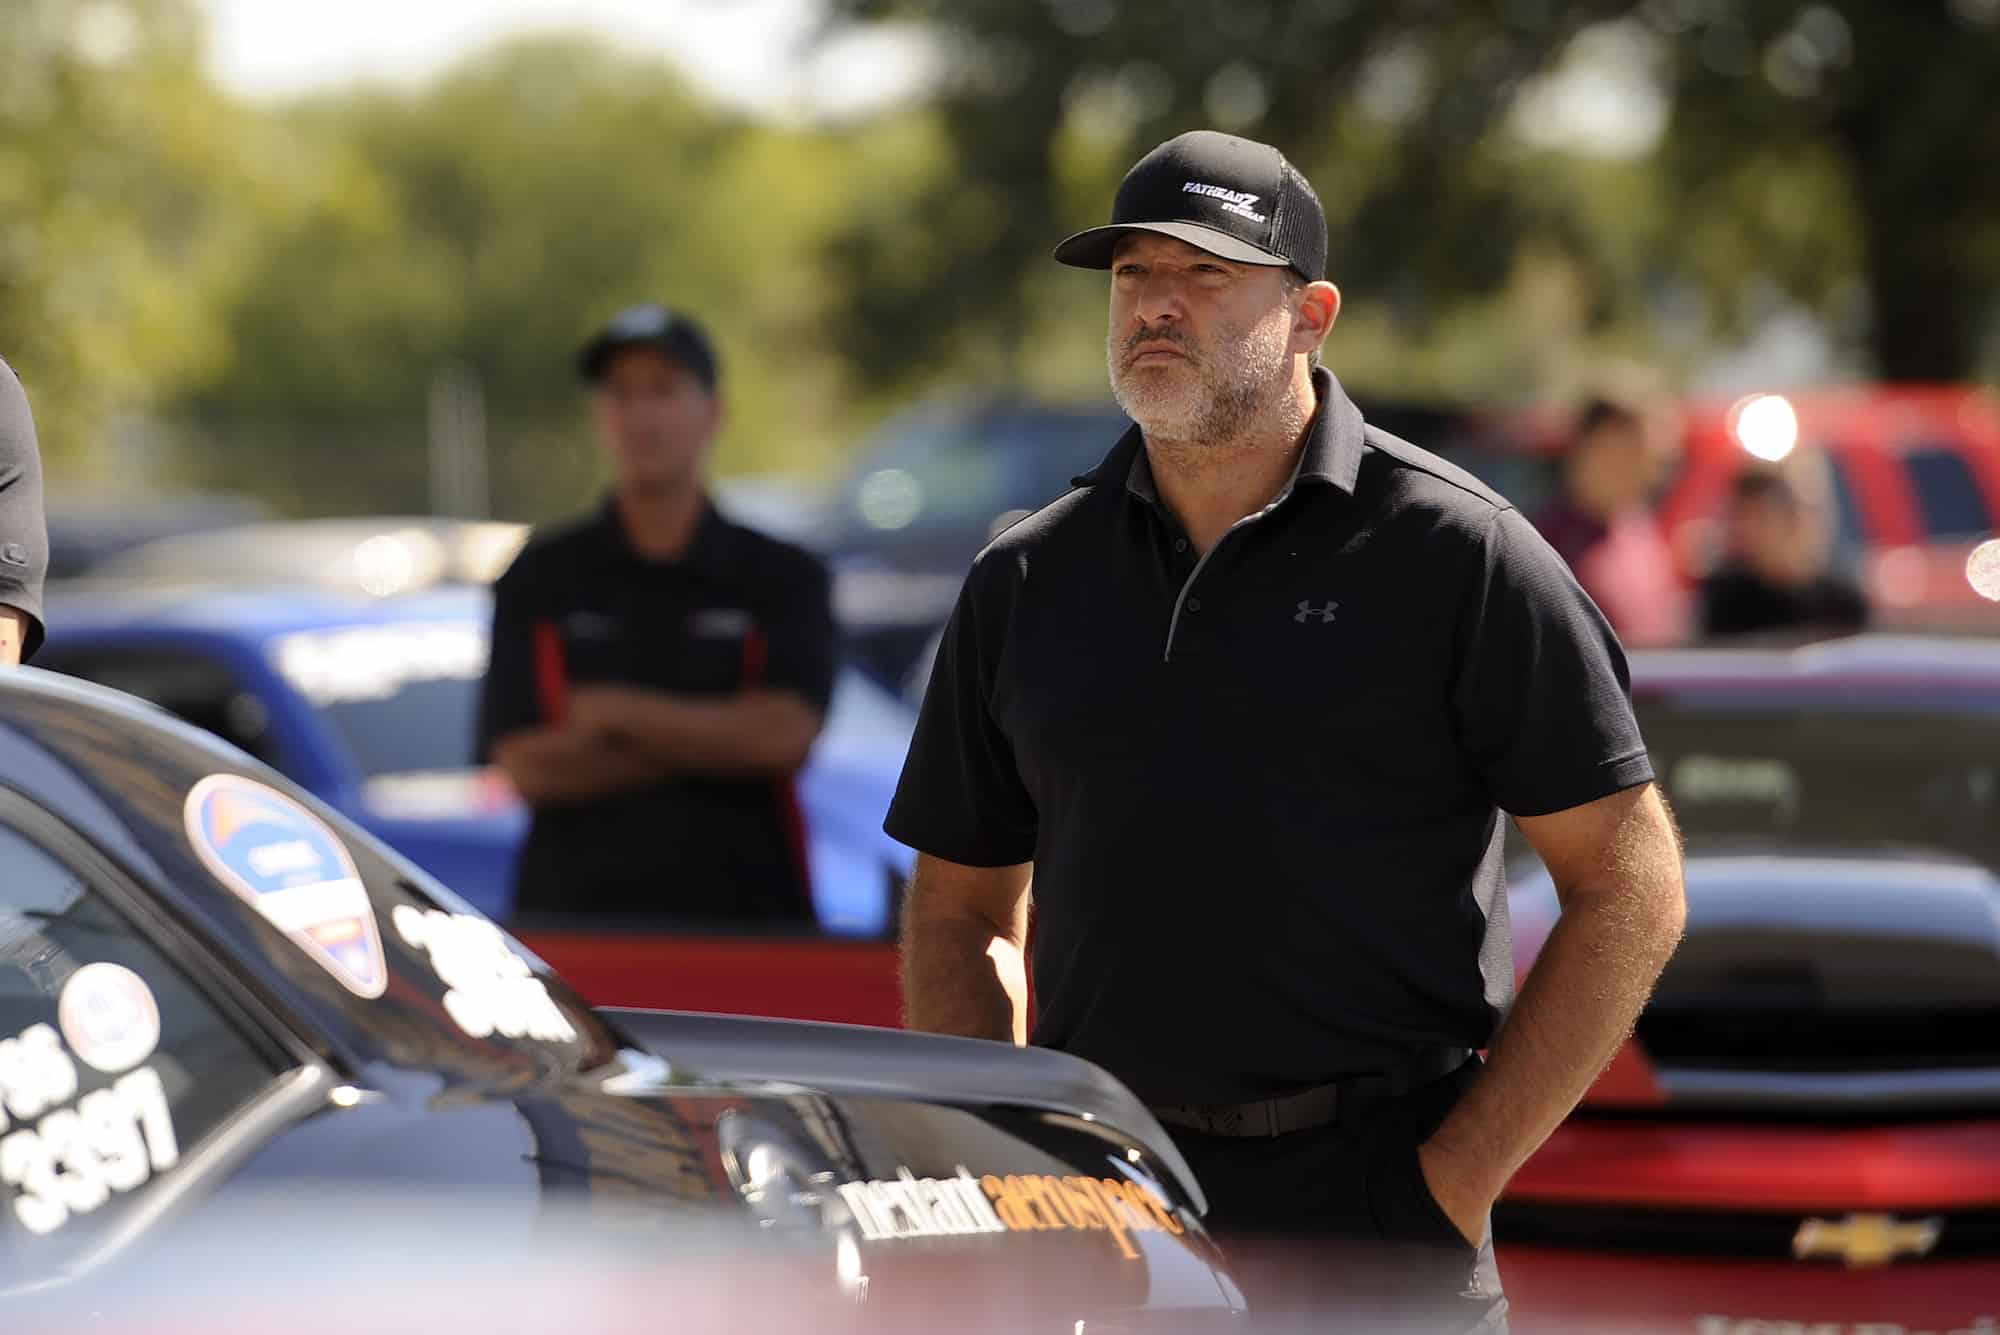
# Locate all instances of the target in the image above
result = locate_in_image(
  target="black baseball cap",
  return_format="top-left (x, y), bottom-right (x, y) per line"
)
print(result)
top-left (1053, 130), bottom-right (1327, 281)
top-left (577, 304), bottom-right (720, 390)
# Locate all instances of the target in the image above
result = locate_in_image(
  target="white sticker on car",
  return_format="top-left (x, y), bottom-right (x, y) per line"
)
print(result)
top-left (1, 1065), bottom-right (178, 1235)
top-left (0, 1023), bottom-right (79, 1132)
top-left (58, 964), bottom-right (162, 1075)
top-left (184, 775), bottom-right (389, 999)
top-left (390, 907), bottom-right (576, 1043)
top-left (1, 1018), bottom-right (179, 1237)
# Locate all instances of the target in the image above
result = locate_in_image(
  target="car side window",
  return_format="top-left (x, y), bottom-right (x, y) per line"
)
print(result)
top-left (1822, 452), bottom-right (1869, 553)
top-left (1902, 444), bottom-right (1994, 541)
top-left (0, 820), bottom-right (288, 1273)
top-left (37, 650), bottom-right (280, 768)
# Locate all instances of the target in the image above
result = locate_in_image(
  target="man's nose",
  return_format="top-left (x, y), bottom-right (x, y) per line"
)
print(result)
top-left (1132, 270), bottom-right (1188, 325)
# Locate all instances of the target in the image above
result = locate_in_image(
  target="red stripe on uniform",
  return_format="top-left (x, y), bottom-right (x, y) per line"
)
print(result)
top-left (740, 627), bottom-right (814, 913)
top-left (532, 619), bottom-right (569, 724)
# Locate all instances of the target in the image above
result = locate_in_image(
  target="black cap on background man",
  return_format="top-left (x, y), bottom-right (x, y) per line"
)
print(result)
top-left (577, 303), bottom-right (720, 390)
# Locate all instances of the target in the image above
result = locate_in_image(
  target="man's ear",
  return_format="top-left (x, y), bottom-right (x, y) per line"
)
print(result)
top-left (1293, 281), bottom-right (1341, 355)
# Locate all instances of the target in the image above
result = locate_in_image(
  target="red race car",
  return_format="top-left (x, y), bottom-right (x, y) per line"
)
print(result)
top-left (1501, 634), bottom-right (2000, 1332)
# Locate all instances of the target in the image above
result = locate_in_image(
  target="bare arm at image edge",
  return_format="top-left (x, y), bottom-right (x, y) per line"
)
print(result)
top-left (0, 357), bottom-right (49, 663)
top-left (899, 853), bottom-right (1033, 1044)
top-left (0, 607), bottom-right (25, 666)
top-left (1419, 782), bottom-right (1686, 1242)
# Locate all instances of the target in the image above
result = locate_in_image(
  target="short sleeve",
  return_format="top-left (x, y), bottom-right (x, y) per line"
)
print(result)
top-left (883, 560), bottom-right (1038, 867)
top-left (1452, 507), bottom-right (1654, 817)
top-left (475, 565), bottom-right (543, 763)
top-left (0, 359), bottom-right (49, 660)
top-left (758, 554), bottom-right (837, 715)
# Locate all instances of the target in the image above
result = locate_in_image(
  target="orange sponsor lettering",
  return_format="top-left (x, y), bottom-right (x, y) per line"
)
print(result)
top-left (966, 1172), bottom-right (1181, 1258)
top-left (1067, 1177), bottom-right (1139, 1259)
top-left (981, 1174), bottom-right (1041, 1231)
top-left (1035, 1176), bottom-right (1087, 1230)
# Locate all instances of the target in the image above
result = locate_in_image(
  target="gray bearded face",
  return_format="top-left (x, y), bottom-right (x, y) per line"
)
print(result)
top-left (1107, 306), bottom-right (1294, 446)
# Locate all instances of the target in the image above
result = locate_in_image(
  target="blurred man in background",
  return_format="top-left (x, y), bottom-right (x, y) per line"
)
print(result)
top-left (1531, 397), bottom-right (1688, 648)
top-left (476, 305), bottom-right (836, 924)
top-left (1700, 468), bottom-right (1868, 639)
top-left (0, 358), bottom-right (48, 666)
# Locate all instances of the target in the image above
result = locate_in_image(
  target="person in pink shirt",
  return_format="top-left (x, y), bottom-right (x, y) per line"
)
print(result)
top-left (1531, 397), bottom-right (1690, 648)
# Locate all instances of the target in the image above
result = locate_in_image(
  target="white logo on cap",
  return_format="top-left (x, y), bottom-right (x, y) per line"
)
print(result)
top-left (1182, 181), bottom-right (1267, 223)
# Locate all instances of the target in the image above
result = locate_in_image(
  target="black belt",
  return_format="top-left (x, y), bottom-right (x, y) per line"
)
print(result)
top-left (1150, 1047), bottom-right (1473, 1138)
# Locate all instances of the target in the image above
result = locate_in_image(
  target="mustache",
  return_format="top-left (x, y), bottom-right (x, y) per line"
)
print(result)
top-left (1120, 326), bottom-right (1197, 367)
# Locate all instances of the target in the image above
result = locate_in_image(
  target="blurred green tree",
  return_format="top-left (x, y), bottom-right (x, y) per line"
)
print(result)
top-left (0, 0), bottom-right (291, 472)
top-left (819, 0), bottom-right (2000, 388)
top-left (177, 37), bottom-right (938, 519)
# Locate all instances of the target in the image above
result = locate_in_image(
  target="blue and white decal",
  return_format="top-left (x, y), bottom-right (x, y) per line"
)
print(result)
top-left (183, 775), bottom-right (388, 999)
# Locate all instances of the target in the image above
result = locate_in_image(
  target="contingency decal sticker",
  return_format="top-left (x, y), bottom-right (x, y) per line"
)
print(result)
top-left (57, 963), bottom-right (161, 1076)
top-left (184, 774), bottom-right (388, 999)
top-left (0, 1003), bottom-right (180, 1236)
top-left (391, 907), bottom-right (577, 1043)
top-left (835, 1166), bottom-right (1184, 1260)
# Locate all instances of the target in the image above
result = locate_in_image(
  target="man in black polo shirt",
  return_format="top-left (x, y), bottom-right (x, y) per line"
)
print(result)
top-left (477, 305), bottom-right (835, 924)
top-left (888, 132), bottom-right (1686, 1330)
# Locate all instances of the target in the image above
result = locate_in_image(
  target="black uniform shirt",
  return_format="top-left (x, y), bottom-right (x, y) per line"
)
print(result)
top-left (477, 499), bottom-right (836, 923)
top-left (0, 358), bottom-right (48, 659)
top-left (886, 368), bottom-right (1653, 1105)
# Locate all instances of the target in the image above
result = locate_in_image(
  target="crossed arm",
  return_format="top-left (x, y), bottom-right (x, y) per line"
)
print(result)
top-left (491, 685), bottom-right (824, 808)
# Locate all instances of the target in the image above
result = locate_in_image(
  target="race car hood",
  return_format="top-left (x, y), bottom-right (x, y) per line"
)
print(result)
top-left (602, 1007), bottom-right (1207, 1216)
top-left (1512, 851), bottom-right (2000, 1112)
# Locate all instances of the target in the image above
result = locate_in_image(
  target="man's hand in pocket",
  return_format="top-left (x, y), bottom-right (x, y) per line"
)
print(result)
top-left (1415, 1137), bottom-right (1498, 1248)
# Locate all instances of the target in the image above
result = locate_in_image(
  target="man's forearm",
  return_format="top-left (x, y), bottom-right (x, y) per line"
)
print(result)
top-left (900, 868), bottom-right (1030, 1043)
top-left (600, 689), bottom-right (820, 776)
top-left (493, 728), bottom-right (669, 807)
top-left (1429, 883), bottom-right (1684, 1202)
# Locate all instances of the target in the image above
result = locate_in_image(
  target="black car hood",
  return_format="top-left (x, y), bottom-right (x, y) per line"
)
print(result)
top-left (602, 1007), bottom-right (1207, 1215)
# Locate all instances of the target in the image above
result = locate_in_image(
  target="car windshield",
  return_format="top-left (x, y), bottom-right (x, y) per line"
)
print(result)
top-left (268, 623), bottom-right (487, 777)
top-left (1634, 685), bottom-right (2000, 869)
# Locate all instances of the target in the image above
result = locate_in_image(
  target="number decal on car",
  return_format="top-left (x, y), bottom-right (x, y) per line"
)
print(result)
top-left (0, 1015), bottom-right (179, 1236)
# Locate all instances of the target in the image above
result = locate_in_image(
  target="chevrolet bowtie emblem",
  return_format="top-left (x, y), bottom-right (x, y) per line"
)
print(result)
top-left (1792, 1213), bottom-right (1942, 1267)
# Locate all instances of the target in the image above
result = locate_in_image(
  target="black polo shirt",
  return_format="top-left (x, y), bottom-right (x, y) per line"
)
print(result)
top-left (886, 368), bottom-right (1653, 1106)
top-left (477, 498), bottom-right (835, 924)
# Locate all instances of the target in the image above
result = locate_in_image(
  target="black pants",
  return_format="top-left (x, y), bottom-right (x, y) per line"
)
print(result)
top-left (1167, 1060), bottom-right (1508, 1334)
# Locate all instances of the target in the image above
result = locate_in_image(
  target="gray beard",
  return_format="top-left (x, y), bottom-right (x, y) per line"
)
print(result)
top-left (1108, 319), bottom-right (1295, 452)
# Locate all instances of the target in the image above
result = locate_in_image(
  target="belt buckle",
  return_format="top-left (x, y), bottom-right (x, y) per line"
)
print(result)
top-left (1214, 1099), bottom-right (1279, 1137)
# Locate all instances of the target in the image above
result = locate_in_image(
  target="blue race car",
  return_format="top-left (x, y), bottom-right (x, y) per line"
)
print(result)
top-left (36, 581), bottom-right (915, 937)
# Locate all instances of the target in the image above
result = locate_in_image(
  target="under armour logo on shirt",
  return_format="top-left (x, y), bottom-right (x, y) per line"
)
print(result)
top-left (1294, 600), bottom-right (1339, 624)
